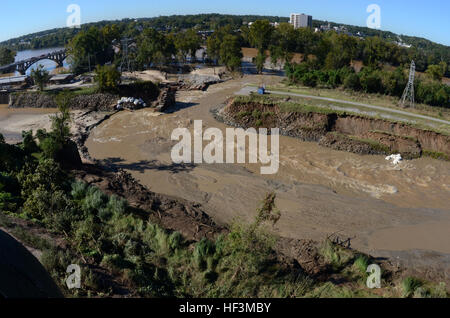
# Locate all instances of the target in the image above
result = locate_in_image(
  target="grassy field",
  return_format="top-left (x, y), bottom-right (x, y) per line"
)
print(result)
top-left (245, 84), bottom-right (450, 135)
top-left (266, 81), bottom-right (450, 122)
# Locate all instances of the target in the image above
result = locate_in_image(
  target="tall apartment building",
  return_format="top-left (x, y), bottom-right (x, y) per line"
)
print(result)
top-left (290, 13), bottom-right (312, 29)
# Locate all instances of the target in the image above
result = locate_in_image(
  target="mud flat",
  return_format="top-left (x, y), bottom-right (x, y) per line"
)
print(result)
top-left (0, 104), bottom-right (57, 143)
top-left (84, 76), bottom-right (450, 284)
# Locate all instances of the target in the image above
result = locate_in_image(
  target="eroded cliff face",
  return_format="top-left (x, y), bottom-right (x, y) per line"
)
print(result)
top-left (223, 100), bottom-right (450, 159)
top-left (334, 116), bottom-right (449, 157)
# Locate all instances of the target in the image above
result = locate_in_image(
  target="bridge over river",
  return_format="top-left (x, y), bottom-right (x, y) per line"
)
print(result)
top-left (0, 49), bottom-right (67, 75)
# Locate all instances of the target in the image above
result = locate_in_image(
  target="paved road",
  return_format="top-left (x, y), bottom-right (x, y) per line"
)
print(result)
top-left (236, 86), bottom-right (450, 126)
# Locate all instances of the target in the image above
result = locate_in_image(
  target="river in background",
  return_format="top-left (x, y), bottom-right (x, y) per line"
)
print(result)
top-left (13, 47), bottom-right (69, 75)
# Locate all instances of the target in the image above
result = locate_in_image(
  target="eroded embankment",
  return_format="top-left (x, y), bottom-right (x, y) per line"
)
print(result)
top-left (222, 99), bottom-right (450, 160)
top-left (8, 81), bottom-right (175, 111)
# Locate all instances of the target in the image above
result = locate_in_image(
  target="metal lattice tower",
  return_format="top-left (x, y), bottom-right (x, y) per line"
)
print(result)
top-left (401, 60), bottom-right (415, 108)
top-left (120, 38), bottom-right (133, 73)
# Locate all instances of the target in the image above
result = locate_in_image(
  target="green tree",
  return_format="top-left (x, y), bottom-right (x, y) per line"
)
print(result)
top-left (136, 28), bottom-right (175, 70)
top-left (219, 34), bottom-right (243, 72)
top-left (269, 23), bottom-right (296, 67)
top-left (426, 62), bottom-right (447, 81)
top-left (254, 51), bottom-right (267, 74)
top-left (66, 26), bottom-right (116, 74)
top-left (94, 64), bottom-right (121, 93)
top-left (174, 29), bottom-right (201, 63)
top-left (0, 47), bottom-right (16, 66)
top-left (248, 20), bottom-right (274, 51)
top-left (206, 26), bottom-right (235, 65)
top-left (30, 65), bottom-right (50, 91)
top-left (36, 91), bottom-right (73, 161)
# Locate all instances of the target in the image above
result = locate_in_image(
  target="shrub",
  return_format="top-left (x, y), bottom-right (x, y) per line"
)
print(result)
top-left (30, 64), bottom-right (50, 91)
top-left (344, 73), bottom-right (361, 90)
top-left (193, 238), bottom-right (216, 271)
top-left (301, 72), bottom-right (318, 87)
top-left (71, 180), bottom-right (88, 201)
top-left (95, 64), bottom-right (121, 93)
top-left (359, 70), bottom-right (383, 93)
top-left (416, 80), bottom-right (450, 107)
top-left (320, 239), bottom-right (353, 271)
top-left (353, 255), bottom-right (369, 274)
top-left (382, 68), bottom-right (407, 96)
top-left (168, 231), bottom-right (183, 251)
top-left (401, 277), bottom-right (422, 298)
top-left (81, 186), bottom-right (108, 215)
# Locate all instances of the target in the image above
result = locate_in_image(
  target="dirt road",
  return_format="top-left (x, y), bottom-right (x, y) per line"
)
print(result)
top-left (237, 86), bottom-right (450, 127)
top-left (86, 75), bottom-right (450, 279)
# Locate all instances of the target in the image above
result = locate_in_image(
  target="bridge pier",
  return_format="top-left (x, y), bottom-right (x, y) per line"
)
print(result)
top-left (17, 67), bottom-right (26, 76)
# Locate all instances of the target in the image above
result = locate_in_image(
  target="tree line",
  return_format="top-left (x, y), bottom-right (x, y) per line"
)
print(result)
top-left (2, 13), bottom-right (449, 74)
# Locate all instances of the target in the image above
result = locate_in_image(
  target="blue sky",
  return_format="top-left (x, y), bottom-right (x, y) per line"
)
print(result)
top-left (1, 0), bottom-right (449, 45)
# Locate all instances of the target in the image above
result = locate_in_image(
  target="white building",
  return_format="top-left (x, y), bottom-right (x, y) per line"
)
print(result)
top-left (290, 13), bottom-right (312, 29)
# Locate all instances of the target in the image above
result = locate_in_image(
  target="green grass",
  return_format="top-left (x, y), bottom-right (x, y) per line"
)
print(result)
top-left (264, 82), bottom-right (450, 122)
top-left (423, 150), bottom-right (450, 161)
top-left (401, 277), bottom-right (423, 298)
top-left (319, 239), bottom-right (354, 271)
top-left (353, 255), bottom-right (370, 275)
top-left (235, 92), bottom-right (450, 135)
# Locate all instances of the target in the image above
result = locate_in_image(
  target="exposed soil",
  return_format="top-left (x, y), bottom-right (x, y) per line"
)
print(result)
top-left (2, 74), bottom-right (449, 292)
top-left (85, 76), bottom-right (450, 289)
top-left (222, 99), bottom-right (450, 159)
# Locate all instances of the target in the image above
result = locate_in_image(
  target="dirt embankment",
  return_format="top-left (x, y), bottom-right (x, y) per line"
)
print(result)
top-left (8, 81), bottom-right (172, 111)
top-left (72, 166), bottom-right (227, 242)
top-left (222, 100), bottom-right (450, 159)
top-left (9, 92), bottom-right (119, 111)
top-left (70, 164), bottom-right (411, 284)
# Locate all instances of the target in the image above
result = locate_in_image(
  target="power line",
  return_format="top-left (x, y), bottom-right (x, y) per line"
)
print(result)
top-left (120, 38), bottom-right (134, 73)
top-left (400, 60), bottom-right (415, 108)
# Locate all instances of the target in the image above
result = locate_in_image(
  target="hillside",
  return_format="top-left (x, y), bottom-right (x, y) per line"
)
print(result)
top-left (1, 13), bottom-right (448, 57)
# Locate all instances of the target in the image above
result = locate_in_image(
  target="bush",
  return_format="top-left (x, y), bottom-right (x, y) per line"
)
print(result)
top-left (301, 72), bottom-right (318, 87)
top-left (353, 255), bottom-right (369, 274)
top-left (193, 238), bottom-right (216, 271)
top-left (30, 64), bottom-right (50, 91)
top-left (382, 68), bottom-right (407, 96)
top-left (402, 277), bottom-right (422, 298)
top-left (344, 73), bottom-right (361, 90)
top-left (416, 80), bottom-right (450, 107)
top-left (95, 64), bottom-right (121, 93)
top-left (359, 70), bottom-right (383, 93)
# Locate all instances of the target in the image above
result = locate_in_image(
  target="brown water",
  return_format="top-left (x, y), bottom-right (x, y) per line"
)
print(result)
top-left (0, 104), bottom-right (57, 143)
top-left (85, 76), bottom-right (450, 264)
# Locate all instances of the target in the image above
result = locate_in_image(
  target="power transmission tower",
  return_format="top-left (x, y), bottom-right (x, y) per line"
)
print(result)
top-left (401, 60), bottom-right (415, 108)
top-left (120, 38), bottom-right (133, 73)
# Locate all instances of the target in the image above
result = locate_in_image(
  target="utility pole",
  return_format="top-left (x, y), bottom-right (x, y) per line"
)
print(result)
top-left (401, 60), bottom-right (415, 108)
top-left (88, 53), bottom-right (91, 72)
top-left (120, 38), bottom-right (133, 73)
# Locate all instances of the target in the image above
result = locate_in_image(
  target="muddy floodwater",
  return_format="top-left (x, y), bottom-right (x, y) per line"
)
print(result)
top-left (0, 104), bottom-right (57, 143)
top-left (86, 76), bottom-right (450, 275)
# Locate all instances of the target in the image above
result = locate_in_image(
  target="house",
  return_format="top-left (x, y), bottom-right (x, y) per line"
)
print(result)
top-left (49, 73), bottom-right (74, 85)
top-left (0, 75), bottom-right (31, 90)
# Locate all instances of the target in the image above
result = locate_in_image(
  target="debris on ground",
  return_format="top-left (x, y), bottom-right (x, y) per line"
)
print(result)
top-left (385, 154), bottom-right (403, 165)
